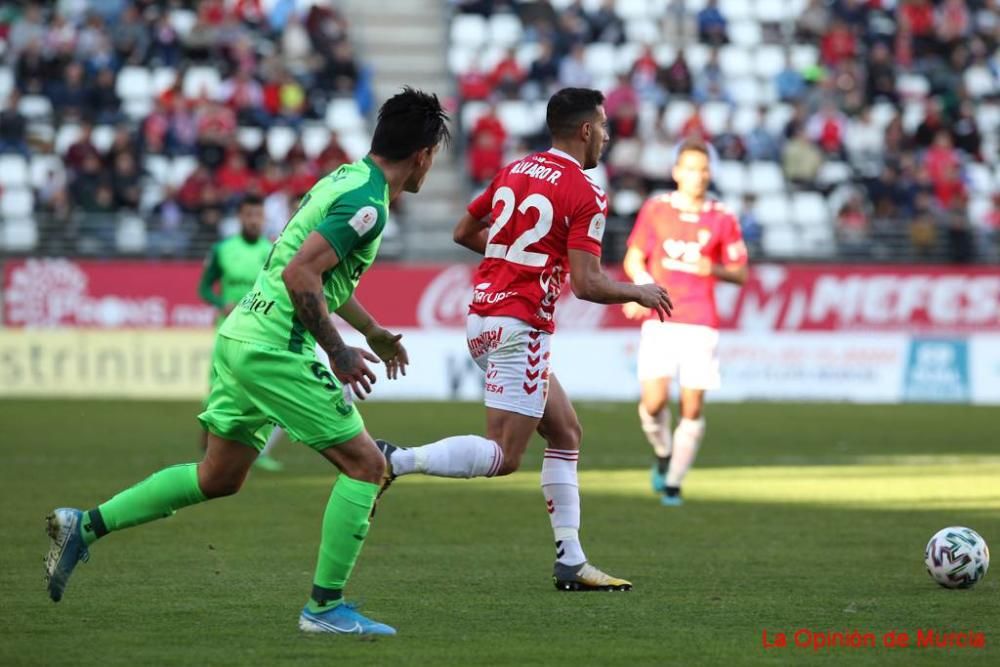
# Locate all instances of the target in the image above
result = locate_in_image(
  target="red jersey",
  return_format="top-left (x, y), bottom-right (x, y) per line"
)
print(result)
top-left (627, 192), bottom-right (747, 328)
top-left (467, 149), bottom-right (608, 333)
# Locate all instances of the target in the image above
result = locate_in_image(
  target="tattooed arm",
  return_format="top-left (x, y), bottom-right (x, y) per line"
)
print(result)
top-left (282, 231), bottom-right (379, 398)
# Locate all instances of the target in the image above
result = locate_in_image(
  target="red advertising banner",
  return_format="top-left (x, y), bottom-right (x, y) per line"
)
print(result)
top-left (4, 258), bottom-right (1000, 332)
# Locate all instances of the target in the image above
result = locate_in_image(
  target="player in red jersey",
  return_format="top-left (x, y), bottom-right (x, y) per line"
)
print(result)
top-left (376, 89), bottom-right (672, 591)
top-left (622, 138), bottom-right (749, 506)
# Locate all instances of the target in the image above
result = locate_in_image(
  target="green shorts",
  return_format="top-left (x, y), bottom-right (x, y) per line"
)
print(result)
top-left (198, 335), bottom-right (364, 451)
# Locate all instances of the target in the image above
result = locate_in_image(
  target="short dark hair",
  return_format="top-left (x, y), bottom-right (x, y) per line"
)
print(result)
top-left (676, 137), bottom-right (710, 159)
top-left (370, 87), bottom-right (450, 161)
top-left (546, 88), bottom-right (605, 139)
top-left (239, 194), bottom-right (264, 209)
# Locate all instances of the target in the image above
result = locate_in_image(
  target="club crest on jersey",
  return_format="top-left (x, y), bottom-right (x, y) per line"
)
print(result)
top-left (348, 206), bottom-right (378, 236)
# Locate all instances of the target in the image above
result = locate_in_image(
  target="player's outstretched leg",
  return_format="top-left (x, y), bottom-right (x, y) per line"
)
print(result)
top-left (44, 438), bottom-right (255, 602)
top-left (301, 432), bottom-right (395, 636)
top-left (377, 435), bottom-right (504, 480)
top-left (540, 375), bottom-right (632, 592)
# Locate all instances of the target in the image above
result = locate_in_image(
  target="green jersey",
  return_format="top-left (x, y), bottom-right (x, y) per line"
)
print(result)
top-left (199, 234), bottom-right (273, 325)
top-left (220, 156), bottom-right (389, 353)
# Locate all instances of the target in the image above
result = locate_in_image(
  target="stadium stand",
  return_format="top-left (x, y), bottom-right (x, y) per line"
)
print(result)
top-left (0, 0), bottom-right (381, 258)
top-left (0, 0), bottom-right (997, 263)
top-left (448, 0), bottom-right (1000, 263)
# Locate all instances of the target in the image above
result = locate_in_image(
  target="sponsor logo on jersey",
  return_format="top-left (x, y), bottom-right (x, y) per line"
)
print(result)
top-left (473, 286), bottom-right (516, 306)
top-left (238, 290), bottom-right (277, 316)
top-left (468, 326), bottom-right (505, 358)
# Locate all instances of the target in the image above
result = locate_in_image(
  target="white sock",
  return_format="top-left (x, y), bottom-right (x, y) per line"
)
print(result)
top-left (665, 418), bottom-right (705, 488)
top-left (392, 435), bottom-right (503, 478)
top-left (638, 404), bottom-right (672, 457)
top-left (542, 448), bottom-right (586, 566)
top-left (261, 427), bottom-right (283, 457)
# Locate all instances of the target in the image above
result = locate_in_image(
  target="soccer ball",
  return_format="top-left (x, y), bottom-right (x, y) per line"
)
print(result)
top-left (924, 526), bottom-right (990, 589)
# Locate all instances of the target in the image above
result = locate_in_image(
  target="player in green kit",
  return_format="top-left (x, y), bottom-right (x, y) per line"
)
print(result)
top-left (198, 194), bottom-right (285, 471)
top-left (44, 88), bottom-right (450, 636)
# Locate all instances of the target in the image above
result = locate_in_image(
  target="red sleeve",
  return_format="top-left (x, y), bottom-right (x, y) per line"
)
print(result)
top-left (626, 200), bottom-right (656, 256)
top-left (566, 173), bottom-right (608, 257)
top-left (719, 211), bottom-right (748, 266)
top-left (467, 177), bottom-right (498, 220)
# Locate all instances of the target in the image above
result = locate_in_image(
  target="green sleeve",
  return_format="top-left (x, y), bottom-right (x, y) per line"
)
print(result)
top-left (198, 246), bottom-right (225, 308)
top-left (315, 195), bottom-right (384, 260)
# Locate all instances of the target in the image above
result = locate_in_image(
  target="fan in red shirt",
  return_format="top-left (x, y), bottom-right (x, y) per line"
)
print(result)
top-left (623, 138), bottom-right (749, 506)
top-left (378, 88), bottom-right (671, 593)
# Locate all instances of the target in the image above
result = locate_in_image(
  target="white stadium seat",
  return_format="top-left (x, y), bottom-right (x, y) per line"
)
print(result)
top-left (719, 46), bottom-right (753, 79)
top-left (116, 215), bottom-right (148, 253)
top-left (728, 78), bottom-right (761, 106)
top-left (966, 163), bottom-right (994, 194)
top-left (0, 67), bottom-right (13, 105)
top-left (968, 197), bottom-right (992, 228)
top-left (91, 125), bottom-right (115, 153)
top-left (896, 73), bottom-right (931, 100)
top-left (1, 218), bottom-right (38, 252)
top-left (754, 193), bottom-right (790, 227)
top-left (653, 44), bottom-right (677, 67)
top-left (0, 188), bottom-right (34, 218)
top-left (728, 22), bottom-right (762, 47)
top-left (123, 98), bottom-right (153, 121)
top-left (719, 0), bottom-right (752, 20)
top-left (639, 142), bottom-right (676, 179)
top-left (701, 101), bottom-right (731, 136)
top-left (115, 66), bottom-right (153, 101)
top-left (817, 162), bottom-right (853, 189)
top-left (790, 45), bottom-right (819, 71)
top-left (765, 103), bottom-right (795, 135)
top-left (755, 0), bottom-right (788, 22)
top-left (55, 124), bottom-right (82, 155)
top-left (236, 126), bottom-right (264, 152)
top-left (30, 155), bottom-right (65, 190)
top-left (762, 224), bottom-right (801, 257)
top-left (301, 124), bottom-right (331, 158)
top-left (325, 98), bottom-right (364, 133)
top-left (488, 13), bottom-right (523, 48)
top-left (339, 130), bottom-right (370, 161)
top-left (616, 0), bottom-right (651, 21)
top-left (448, 45), bottom-right (475, 76)
top-left (731, 105), bottom-right (759, 135)
top-left (460, 101), bottom-right (490, 132)
top-left (0, 155), bottom-right (29, 189)
top-left (143, 155), bottom-right (170, 185)
top-left (964, 66), bottom-right (997, 99)
top-left (747, 162), bottom-right (785, 195)
top-left (168, 9), bottom-right (196, 35)
top-left (583, 43), bottom-right (617, 80)
top-left (182, 66), bottom-right (221, 100)
top-left (791, 191), bottom-right (829, 228)
top-left (714, 160), bottom-right (746, 196)
top-left (754, 45), bottom-right (785, 79)
top-left (450, 14), bottom-right (488, 48)
top-left (151, 67), bottom-right (178, 95)
top-left (613, 189), bottom-right (644, 216)
top-left (684, 44), bottom-right (711, 71)
top-left (169, 156), bottom-right (198, 188)
top-left (800, 224), bottom-right (836, 258)
top-left (266, 125), bottom-right (297, 160)
top-left (663, 100), bottom-right (695, 135)
top-left (625, 19), bottom-right (659, 45)
top-left (18, 95), bottom-right (52, 120)
top-left (497, 100), bottom-right (543, 138)
top-left (615, 43), bottom-right (644, 75)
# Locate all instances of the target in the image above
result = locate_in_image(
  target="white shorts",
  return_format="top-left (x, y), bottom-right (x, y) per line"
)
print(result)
top-left (636, 321), bottom-right (721, 390)
top-left (467, 314), bottom-right (551, 418)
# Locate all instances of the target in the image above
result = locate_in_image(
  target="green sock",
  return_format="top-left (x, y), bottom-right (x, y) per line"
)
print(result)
top-left (306, 475), bottom-right (378, 613)
top-left (81, 463), bottom-right (208, 545)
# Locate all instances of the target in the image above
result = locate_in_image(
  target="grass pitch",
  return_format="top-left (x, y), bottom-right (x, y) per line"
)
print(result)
top-left (1, 400), bottom-right (998, 666)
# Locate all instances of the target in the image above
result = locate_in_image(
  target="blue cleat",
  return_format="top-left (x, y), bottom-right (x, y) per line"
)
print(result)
top-left (661, 484), bottom-right (684, 507)
top-left (45, 508), bottom-right (90, 602)
top-left (299, 602), bottom-right (397, 636)
top-left (650, 464), bottom-right (666, 494)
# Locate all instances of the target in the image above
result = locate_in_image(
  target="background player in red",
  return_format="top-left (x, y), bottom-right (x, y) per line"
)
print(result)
top-left (623, 138), bottom-right (749, 506)
top-left (376, 88), bottom-right (672, 591)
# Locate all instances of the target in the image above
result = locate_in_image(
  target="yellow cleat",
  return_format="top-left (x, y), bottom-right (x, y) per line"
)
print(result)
top-left (553, 562), bottom-right (633, 592)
